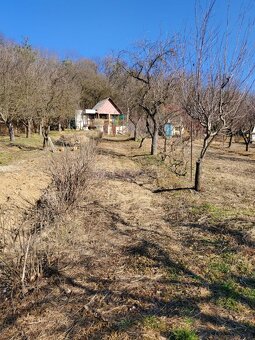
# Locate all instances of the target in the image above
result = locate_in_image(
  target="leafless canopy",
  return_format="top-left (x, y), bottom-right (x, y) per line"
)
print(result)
top-left (116, 38), bottom-right (180, 155)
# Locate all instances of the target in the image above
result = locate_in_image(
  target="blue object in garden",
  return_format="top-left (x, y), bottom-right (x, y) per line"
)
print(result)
top-left (164, 123), bottom-right (173, 138)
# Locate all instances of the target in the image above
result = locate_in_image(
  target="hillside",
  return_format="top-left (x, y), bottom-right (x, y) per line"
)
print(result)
top-left (0, 135), bottom-right (254, 339)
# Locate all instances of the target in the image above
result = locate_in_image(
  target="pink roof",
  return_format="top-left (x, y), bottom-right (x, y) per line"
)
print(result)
top-left (92, 98), bottom-right (122, 115)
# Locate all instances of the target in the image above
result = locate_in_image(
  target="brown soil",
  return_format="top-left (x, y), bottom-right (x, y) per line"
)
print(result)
top-left (0, 154), bottom-right (49, 207)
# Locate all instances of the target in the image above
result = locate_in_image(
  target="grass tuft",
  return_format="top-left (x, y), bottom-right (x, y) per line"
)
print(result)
top-left (169, 327), bottom-right (198, 340)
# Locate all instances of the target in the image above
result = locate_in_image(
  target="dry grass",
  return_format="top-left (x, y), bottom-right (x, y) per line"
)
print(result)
top-left (0, 137), bottom-right (254, 339)
top-left (0, 140), bottom-right (97, 302)
top-left (48, 140), bottom-right (96, 212)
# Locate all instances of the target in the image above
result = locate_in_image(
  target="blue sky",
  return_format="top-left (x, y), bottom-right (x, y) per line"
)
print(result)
top-left (0, 0), bottom-right (253, 59)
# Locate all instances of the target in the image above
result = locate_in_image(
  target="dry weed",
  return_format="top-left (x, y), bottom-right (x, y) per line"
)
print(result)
top-left (0, 140), bottom-right (98, 297)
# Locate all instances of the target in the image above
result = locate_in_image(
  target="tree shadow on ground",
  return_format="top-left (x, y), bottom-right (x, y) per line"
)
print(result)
top-left (121, 240), bottom-right (255, 337)
top-left (1, 167), bottom-right (254, 338)
top-left (207, 149), bottom-right (255, 164)
top-left (1, 239), bottom-right (255, 339)
top-left (102, 137), bottom-right (134, 143)
top-left (98, 148), bottom-right (127, 158)
top-left (182, 219), bottom-right (254, 248)
top-left (131, 153), bottom-right (152, 158)
top-left (9, 143), bottom-right (42, 151)
top-left (153, 186), bottom-right (194, 193)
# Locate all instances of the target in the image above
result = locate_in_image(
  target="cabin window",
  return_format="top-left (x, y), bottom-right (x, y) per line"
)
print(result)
top-left (99, 114), bottom-right (108, 119)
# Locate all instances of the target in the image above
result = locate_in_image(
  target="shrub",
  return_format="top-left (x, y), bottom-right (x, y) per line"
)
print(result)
top-left (0, 140), bottom-right (97, 297)
top-left (48, 140), bottom-right (96, 213)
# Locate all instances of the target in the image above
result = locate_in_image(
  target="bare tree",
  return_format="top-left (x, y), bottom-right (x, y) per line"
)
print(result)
top-left (0, 39), bottom-right (105, 145)
top-left (14, 40), bottom-right (42, 138)
top-left (117, 39), bottom-right (178, 155)
top-left (34, 57), bottom-right (79, 148)
top-left (0, 42), bottom-right (22, 141)
top-left (238, 97), bottom-right (255, 151)
top-left (105, 59), bottom-right (145, 140)
top-left (180, 0), bottom-right (255, 191)
top-left (74, 59), bottom-right (111, 110)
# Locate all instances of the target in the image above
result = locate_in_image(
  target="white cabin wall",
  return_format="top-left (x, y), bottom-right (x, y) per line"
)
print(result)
top-left (75, 110), bottom-right (83, 130)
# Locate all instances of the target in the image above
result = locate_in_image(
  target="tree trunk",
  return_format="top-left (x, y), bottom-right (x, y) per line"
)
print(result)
top-left (133, 125), bottom-right (137, 141)
top-left (7, 121), bottom-right (15, 142)
top-left (43, 135), bottom-right (48, 148)
top-left (151, 127), bottom-right (158, 155)
top-left (241, 132), bottom-right (250, 152)
top-left (58, 122), bottom-right (62, 132)
top-left (139, 137), bottom-right (146, 148)
top-left (42, 126), bottom-right (49, 148)
top-left (222, 135), bottom-right (225, 147)
top-left (194, 160), bottom-right (202, 191)
top-left (39, 121), bottom-right (43, 136)
top-left (228, 134), bottom-right (233, 148)
top-left (26, 119), bottom-right (32, 138)
top-left (163, 137), bottom-right (167, 153)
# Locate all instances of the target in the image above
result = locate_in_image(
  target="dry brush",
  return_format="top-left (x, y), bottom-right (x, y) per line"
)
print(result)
top-left (0, 140), bottom-right (97, 298)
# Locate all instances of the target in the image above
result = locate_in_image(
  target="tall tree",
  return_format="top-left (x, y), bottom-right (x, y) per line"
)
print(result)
top-left (14, 40), bottom-right (40, 138)
top-left (117, 39), bottom-right (178, 155)
top-left (238, 97), bottom-right (255, 151)
top-left (0, 42), bottom-right (22, 141)
top-left (37, 57), bottom-right (79, 147)
top-left (74, 59), bottom-right (111, 109)
top-left (180, 0), bottom-right (255, 191)
top-left (105, 59), bottom-right (145, 140)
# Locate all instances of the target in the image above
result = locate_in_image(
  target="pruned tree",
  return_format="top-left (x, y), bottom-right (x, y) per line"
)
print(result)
top-left (180, 0), bottom-right (255, 191)
top-left (117, 39), bottom-right (178, 155)
top-left (105, 58), bottom-right (145, 140)
top-left (37, 57), bottom-right (80, 148)
top-left (115, 80), bottom-right (145, 141)
top-left (238, 97), bottom-right (255, 151)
